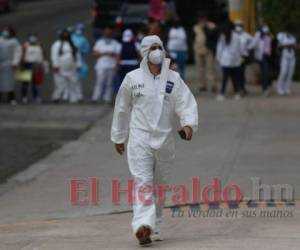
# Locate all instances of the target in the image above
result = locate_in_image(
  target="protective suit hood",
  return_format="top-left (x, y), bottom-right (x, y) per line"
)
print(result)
top-left (140, 35), bottom-right (165, 58)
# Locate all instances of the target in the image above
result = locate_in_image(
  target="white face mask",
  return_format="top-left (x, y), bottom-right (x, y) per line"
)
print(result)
top-left (2, 30), bottom-right (10, 39)
top-left (148, 49), bottom-right (164, 65)
top-left (262, 26), bottom-right (269, 33)
top-left (235, 26), bottom-right (243, 33)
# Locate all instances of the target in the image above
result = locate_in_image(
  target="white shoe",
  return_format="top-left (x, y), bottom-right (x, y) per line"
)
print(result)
top-left (216, 94), bottom-right (225, 101)
top-left (10, 100), bottom-right (17, 106)
top-left (22, 97), bottom-right (28, 104)
top-left (234, 94), bottom-right (241, 100)
top-left (285, 89), bottom-right (291, 96)
top-left (152, 231), bottom-right (164, 241)
top-left (35, 97), bottom-right (42, 104)
top-left (263, 89), bottom-right (270, 97)
top-left (277, 89), bottom-right (284, 96)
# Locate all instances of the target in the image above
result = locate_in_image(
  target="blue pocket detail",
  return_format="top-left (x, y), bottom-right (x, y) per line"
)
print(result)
top-left (166, 81), bottom-right (174, 94)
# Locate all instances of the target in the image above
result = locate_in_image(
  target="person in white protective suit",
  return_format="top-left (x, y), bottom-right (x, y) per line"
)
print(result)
top-left (276, 30), bottom-right (297, 95)
top-left (111, 35), bottom-right (198, 246)
top-left (51, 29), bottom-right (81, 103)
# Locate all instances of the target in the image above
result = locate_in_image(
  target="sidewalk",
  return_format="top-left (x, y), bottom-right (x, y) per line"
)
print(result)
top-left (0, 66), bottom-right (300, 249)
top-left (0, 206), bottom-right (299, 249)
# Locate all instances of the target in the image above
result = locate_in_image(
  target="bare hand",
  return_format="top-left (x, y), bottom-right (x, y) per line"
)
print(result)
top-left (115, 143), bottom-right (125, 155)
top-left (181, 126), bottom-right (193, 141)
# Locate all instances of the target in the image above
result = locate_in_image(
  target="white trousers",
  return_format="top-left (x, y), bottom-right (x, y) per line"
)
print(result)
top-left (127, 134), bottom-right (175, 233)
top-left (92, 68), bottom-right (116, 102)
top-left (277, 56), bottom-right (296, 95)
top-left (52, 72), bottom-right (79, 103)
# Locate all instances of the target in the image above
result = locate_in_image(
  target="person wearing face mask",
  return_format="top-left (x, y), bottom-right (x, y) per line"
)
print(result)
top-left (51, 29), bottom-right (81, 103)
top-left (253, 23), bottom-right (273, 96)
top-left (276, 27), bottom-right (297, 96)
top-left (111, 35), bottom-right (198, 245)
top-left (20, 33), bottom-right (45, 104)
top-left (118, 29), bottom-right (140, 88)
top-left (92, 26), bottom-right (121, 103)
top-left (71, 23), bottom-right (90, 101)
top-left (0, 27), bottom-right (22, 105)
top-left (167, 18), bottom-right (188, 79)
top-left (234, 20), bottom-right (254, 95)
top-left (216, 21), bottom-right (242, 101)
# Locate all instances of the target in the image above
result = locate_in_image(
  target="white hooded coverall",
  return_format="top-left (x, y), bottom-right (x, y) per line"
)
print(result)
top-left (51, 40), bottom-right (81, 103)
top-left (111, 36), bottom-right (198, 233)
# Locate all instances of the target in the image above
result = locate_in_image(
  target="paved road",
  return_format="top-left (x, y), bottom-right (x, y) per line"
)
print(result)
top-left (0, 0), bottom-right (95, 101)
top-left (0, 0), bottom-right (100, 183)
top-left (0, 104), bottom-right (112, 183)
top-left (1, 2), bottom-right (300, 248)
top-left (0, 66), bottom-right (299, 249)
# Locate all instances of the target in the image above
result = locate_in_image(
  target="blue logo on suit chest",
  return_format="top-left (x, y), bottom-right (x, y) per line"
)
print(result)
top-left (166, 81), bottom-right (174, 94)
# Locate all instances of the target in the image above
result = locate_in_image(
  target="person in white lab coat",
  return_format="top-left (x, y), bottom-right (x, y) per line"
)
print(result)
top-left (234, 20), bottom-right (254, 95)
top-left (167, 18), bottom-right (188, 79)
top-left (92, 26), bottom-right (121, 103)
top-left (0, 26), bottom-right (22, 105)
top-left (216, 22), bottom-right (242, 101)
top-left (51, 29), bottom-right (81, 103)
top-left (111, 35), bottom-right (198, 245)
top-left (276, 29), bottom-right (297, 95)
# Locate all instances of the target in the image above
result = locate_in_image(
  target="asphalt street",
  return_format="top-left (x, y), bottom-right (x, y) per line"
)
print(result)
top-left (0, 1), bottom-right (300, 248)
top-left (0, 65), bottom-right (300, 248)
top-left (0, 0), bottom-right (99, 183)
top-left (0, 0), bottom-right (95, 100)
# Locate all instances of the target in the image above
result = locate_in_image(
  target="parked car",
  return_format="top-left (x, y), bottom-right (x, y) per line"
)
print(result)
top-left (118, 1), bottom-right (149, 32)
top-left (0, 0), bottom-right (15, 11)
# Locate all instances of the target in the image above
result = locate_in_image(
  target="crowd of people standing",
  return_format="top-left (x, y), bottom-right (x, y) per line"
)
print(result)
top-left (0, 14), bottom-right (298, 105)
top-left (193, 14), bottom-right (298, 101)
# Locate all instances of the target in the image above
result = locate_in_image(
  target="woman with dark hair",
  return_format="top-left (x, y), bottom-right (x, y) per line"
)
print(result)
top-left (51, 29), bottom-right (81, 103)
top-left (0, 26), bottom-right (22, 105)
top-left (216, 21), bottom-right (242, 101)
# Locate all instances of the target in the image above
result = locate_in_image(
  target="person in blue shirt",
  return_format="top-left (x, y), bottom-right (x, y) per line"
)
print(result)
top-left (71, 23), bottom-right (90, 101)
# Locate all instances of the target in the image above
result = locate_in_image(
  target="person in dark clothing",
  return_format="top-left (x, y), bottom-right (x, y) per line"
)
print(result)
top-left (253, 23), bottom-right (273, 96)
top-left (118, 29), bottom-right (140, 91)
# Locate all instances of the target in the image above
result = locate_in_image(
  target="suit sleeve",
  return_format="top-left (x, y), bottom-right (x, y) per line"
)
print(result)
top-left (175, 78), bottom-right (199, 132)
top-left (111, 75), bottom-right (132, 144)
top-left (12, 41), bottom-right (22, 66)
top-left (51, 42), bottom-right (59, 68)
